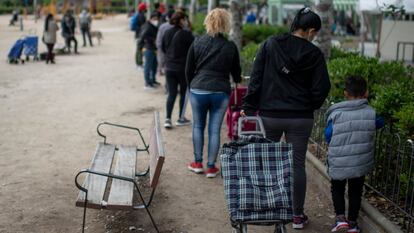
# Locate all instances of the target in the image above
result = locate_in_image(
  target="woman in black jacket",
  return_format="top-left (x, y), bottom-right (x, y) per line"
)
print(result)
top-left (162, 11), bottom-right (194, 128)
top-left (242, 7), bottom-right (331, 229)
top-left (185, 8), bottom-right (241, 178)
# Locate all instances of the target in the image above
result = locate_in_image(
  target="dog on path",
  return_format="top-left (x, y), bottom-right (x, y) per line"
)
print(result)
top-left (90, 31), bottom-right (103, 45)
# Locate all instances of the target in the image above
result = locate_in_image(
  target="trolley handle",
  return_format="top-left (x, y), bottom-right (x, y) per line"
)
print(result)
top-left (238, 116), bottom-right (266, 138)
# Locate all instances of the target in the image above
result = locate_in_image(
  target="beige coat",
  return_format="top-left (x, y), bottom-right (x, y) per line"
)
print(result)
top-left (43, 20), bottom-right (59, 44)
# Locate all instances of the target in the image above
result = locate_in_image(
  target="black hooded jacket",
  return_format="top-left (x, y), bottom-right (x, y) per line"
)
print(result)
top-left (185, 34), bottom-right (241, 94)
top-left (242, 34), bottom-right (331, 118)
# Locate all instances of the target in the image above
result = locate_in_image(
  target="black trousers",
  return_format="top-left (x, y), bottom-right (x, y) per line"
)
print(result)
top-left (81, 28), bottom-right (93, 46)
top-left (331, 176), bottom-right (365, 221)
top-left (65, 36), bottom-right (78, 53)
top-left (46, 43), bottom-right (55, 62)
top-left (261, 117), bottom-right (314, 215)
top-left (165, 70), bottom-right (187, 119)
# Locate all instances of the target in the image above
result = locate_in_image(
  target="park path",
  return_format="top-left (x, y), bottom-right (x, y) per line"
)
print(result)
top-left (0, 14), bottom-right (334, 233)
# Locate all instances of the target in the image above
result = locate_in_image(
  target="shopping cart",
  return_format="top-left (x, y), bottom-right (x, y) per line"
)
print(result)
top-left (220, 116), bottom-right (293, 233)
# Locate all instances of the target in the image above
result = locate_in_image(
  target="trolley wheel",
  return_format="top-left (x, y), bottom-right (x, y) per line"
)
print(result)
top-left (232, 224), bottom-right (247, 233)
top-left (274, 224), bottom-right (286, 233)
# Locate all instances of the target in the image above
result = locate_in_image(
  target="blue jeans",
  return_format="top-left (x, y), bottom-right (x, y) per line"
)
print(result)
top-left (190, 91), bottom-right (229, 168)
top-left (143, 49), bottom-right (157, 86)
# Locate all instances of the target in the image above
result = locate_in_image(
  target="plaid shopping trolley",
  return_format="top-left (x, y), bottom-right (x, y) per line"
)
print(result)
top-left (220, 116), bottom-right (293, 233)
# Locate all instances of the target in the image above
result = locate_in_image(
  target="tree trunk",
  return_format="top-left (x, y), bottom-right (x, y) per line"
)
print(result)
top-left (229, 0), bottom-right (244, 52)
top-left (208, 0), bottom-right (215, 13)
top-left (314, 0), bottom-right (333, 59)
top-left (189, 0), bottom-right (197, 23)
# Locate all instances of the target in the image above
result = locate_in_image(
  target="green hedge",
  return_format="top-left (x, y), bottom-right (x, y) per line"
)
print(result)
top-left (242, 24), bottom-right (288, 45)
top-left (328, 49), bottom-right (414, 138)
top-left (241, 42), bottom-right (259, 76)
top-left (0, 6), bottom-right (14, 14)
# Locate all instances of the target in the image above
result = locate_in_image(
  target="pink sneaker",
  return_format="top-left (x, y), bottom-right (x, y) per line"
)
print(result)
top-left (188, 162), bottom-right (203, 174)
top-left (205, 167), bottom-right (219, 178)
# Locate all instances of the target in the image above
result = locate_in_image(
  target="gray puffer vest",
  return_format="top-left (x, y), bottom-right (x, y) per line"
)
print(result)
top-left (325, 99), bottom-right (376, 180)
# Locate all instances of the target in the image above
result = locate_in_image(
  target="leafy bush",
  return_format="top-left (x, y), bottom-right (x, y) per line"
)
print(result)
top-left (330, 47), bottom-right (359, 60)
top-left (393, 103), bottom-right (414, 138)
top-left (328, 55), bottom-right (411, 102)
top-left (371, 81), bottom-right (414, 120)
top-left (241, 42), bottom-right (259, 76)
top-left (0, 6), bottom-right (19, 14)
top-left (242, 24), bottom-right (288, 45)
top-left (192, 13), bottom-right (206, 36)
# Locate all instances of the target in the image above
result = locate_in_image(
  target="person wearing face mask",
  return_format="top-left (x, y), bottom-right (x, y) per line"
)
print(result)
top-left (138, 12), bottom-right (161, 89)
top-left (161, 11), bottom-right (194, 128)
top-left (241, 7), bottom-right (331, 230)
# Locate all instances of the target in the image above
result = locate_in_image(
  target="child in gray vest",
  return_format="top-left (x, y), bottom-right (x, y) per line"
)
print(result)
top-left (325, 75), bottom-right (384, 233)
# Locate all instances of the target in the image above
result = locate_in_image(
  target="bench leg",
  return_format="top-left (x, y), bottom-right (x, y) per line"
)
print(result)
top-left (133, 184), bottom-right (160, 233)
top-left (80, 192), bottom-right (88, 233)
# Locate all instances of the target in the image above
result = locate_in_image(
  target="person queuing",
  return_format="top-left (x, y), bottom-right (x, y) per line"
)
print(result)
top-left (156, 10), bottom-right (174, 76)
top-left (161, 11), bottom-right (194, 129)
top-left (42, 13), bottom-right (59, 64)
top-left (185, 8), bottom-right (241, 178)
top-left (61, 10), bottom-right (78, 54)
top-left (132, 3), bottom-right (148, 66)
top-left (79, 9), bottom-right (93, 47)
top-left (241, 7), bottom-right (331, 229)
top-left (138, 12), bottom-right (161, 89)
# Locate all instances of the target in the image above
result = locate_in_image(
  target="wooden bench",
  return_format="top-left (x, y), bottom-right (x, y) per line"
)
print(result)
top-left (75, 112), bottom-right (165, 233)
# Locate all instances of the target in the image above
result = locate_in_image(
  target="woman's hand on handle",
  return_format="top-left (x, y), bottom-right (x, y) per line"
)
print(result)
top-left (240, 110), bottom-right (246, 117)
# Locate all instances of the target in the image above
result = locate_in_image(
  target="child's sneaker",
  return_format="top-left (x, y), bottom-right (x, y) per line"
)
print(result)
top-left (205, 166), bottom-right (219, 178)
top-left (188, 162), bottom-right (203, 174)
top-left (347, 221), bottom-right (360, 233)
top-left (331, 215), bottom-right (349, 232)
top-left (292, 214), bottom-right (309, 229)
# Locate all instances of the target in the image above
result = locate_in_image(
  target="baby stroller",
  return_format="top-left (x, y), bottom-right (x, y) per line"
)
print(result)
top-left (226, 85), bottom-right (256, 141)
top-left (7, 38), bottom-right (25, 64)
top-left (220, 117), bottom-right (294, 233)
top-left (23, 35), bottom-right (39, 61)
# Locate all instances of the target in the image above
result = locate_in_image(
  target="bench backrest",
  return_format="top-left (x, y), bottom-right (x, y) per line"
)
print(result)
top-left (149, 111), bottom-right (165, 189)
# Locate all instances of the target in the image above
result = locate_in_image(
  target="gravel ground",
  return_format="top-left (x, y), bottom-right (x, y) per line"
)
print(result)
top-left (0, 14), bottom-right (334, 233)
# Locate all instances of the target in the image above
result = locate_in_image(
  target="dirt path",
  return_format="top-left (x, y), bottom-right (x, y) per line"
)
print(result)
top-left (0, 15), bottom-right (334, 233)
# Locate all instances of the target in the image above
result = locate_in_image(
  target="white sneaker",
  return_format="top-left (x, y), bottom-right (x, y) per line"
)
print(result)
top-left (164, 119), bottom-right (172, 129)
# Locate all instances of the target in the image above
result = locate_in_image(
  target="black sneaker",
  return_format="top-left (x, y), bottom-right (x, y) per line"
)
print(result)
top-left (153, 81), bottom-right (161, 86)
top-left (164, 119), bottom-right (172, 129)
top-left (176, 118), bottom-right (191, 126)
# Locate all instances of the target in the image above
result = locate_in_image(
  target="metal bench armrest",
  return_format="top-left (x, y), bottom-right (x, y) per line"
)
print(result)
top-left (96, 122), bottom-right (149, 151)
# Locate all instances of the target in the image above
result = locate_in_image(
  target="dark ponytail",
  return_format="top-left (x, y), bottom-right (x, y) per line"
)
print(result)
top-left (44, 14), bottom-right (53, 31)
top-left (290, 7), bottom-right (321, 32)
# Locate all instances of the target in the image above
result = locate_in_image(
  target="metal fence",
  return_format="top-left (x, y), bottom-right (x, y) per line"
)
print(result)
top-left (309, 109), bottom-right (414, 233)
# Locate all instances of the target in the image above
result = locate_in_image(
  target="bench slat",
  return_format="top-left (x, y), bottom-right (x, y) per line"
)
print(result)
top-left (107, 145), bottom-right (137, 210)
top-left (76, 143), bottom-right (116, 209)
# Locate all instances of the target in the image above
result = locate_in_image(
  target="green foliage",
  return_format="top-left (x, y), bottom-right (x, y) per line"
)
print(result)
top-left (0, 5), bottom-right (14, 14)
top-left (192, 13), bottom-right (206, 36)
top-left (328, 51), bottom-right (414, 137)
top-left (371, 81), bottom-right (414, 120)
top-left (241, 42), bottom-right (259, 76)
top-left (393, 103), bottom-right (414, 138)
top-left (328, 56), bottom-right (379, 102)
top-left (328, 55), bottom-right (411, 102)
top-left (330, 47), bottom-right (359, 60)
top-left (242, 24), bottom-right (288, 45)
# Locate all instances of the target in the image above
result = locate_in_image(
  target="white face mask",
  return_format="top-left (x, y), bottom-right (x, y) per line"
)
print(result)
top-left (150, 20), bottom-right (159, 26)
